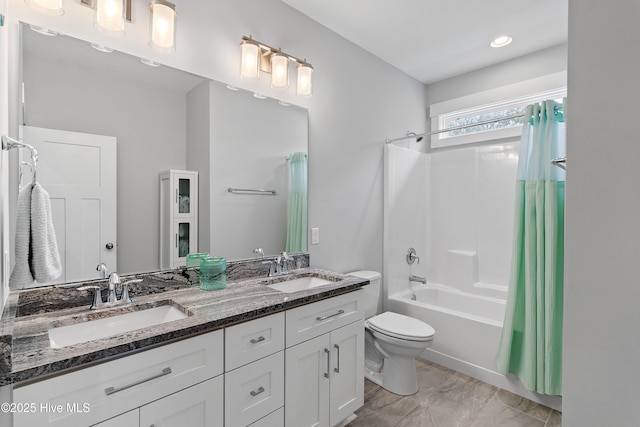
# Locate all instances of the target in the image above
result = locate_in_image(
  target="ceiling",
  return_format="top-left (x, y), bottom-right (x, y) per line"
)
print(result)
top-left (281, 0), bottom-right (568, 84)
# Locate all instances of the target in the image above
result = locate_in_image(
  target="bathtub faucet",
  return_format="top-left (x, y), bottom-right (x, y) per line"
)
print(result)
top-left (409, 275), bottom-right (427, 284)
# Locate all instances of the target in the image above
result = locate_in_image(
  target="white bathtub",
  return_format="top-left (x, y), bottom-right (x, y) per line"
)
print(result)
top-left (388, 283), bottom-right (562, 410)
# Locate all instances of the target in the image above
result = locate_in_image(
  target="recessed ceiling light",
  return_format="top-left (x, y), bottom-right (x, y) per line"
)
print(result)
top-left (253, 93), bottom-right (267, 100)
top-left (29, 25), bottom-right (61, 37)
top-left (278, 101), bottom-right (291, 107)
top-left (140, 58), bottom-right (161, 67)
top-left (91, 43), bottom-right (114, 53)
top-left (225, 85), bottom-right (239, 91)
top-left (490, 36), bottom-right (513, 48)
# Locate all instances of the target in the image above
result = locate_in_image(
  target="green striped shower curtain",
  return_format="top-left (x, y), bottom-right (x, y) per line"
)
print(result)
top-left (285, 152), bottom-right (308, 253)
top-left (496, 99), bottom-right (566, 395)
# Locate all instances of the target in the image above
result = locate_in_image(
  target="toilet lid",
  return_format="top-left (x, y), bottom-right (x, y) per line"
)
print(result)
top-left (367, 311), bottom-right (435, 341)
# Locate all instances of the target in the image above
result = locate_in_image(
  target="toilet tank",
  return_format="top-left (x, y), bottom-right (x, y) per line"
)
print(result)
top-left (346, 271), bottom-right (381, 319)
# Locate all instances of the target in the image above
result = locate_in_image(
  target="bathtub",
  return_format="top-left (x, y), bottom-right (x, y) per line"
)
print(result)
top-left (388, 283), bottom-right (562, 410)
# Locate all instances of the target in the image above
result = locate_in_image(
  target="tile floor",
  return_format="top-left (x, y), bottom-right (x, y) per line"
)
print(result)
top-left (351, 359), bottom-right (562, 427)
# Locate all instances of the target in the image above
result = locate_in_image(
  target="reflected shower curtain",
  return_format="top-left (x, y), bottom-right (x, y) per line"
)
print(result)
top-left (496, 99), bottom-right (566, 395)
top-left (285, 152), bottom-right (308, 253)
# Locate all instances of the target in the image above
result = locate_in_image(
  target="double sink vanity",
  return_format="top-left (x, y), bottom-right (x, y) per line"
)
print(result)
top-left (0, 254), bottom-right (368, 427)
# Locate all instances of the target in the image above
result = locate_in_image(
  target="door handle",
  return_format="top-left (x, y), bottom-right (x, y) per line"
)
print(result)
top-left (334, 344), bottom-right (340, 373)
top-left (324, 348), bottom-right (330, 378)
top-left (105, 242), bottom-right (114, 250)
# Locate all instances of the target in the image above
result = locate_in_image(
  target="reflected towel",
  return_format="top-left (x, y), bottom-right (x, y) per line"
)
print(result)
top-left (9, 184), bottom-right (35, 288)
top-left (9, 182), bottom-right (62, 289)
top-left (30, 183), bottom-right (62, 282)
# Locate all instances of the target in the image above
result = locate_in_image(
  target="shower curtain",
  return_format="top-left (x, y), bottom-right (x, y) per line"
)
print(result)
top-left (496, 99), bottom-right (566, 395)
top-left (285, 152), bottom-right (308, 253)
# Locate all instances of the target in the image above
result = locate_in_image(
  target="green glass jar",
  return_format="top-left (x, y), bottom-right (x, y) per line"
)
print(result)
top-left (186, 252), bottom-right (210, 268)
top-left (199, 256), bottom-right (226, 291)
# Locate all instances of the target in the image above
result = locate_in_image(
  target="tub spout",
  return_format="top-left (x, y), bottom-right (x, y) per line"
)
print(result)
top-left (409, 275), bottom-right (427, 284)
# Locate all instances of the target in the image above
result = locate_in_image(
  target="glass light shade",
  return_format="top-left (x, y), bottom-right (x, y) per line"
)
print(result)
top-left (271, 53), bottom-right (289, 88)
top-left (24, 0), bottom-right (64, 16)
top-left (149, 0), bottom-right (176, 53)
top-left (95, 0), bottom-right (125, 37)
top-left (296, 63), bottom-right (313, 97)
top-left (240, 40), bottom-right (260, 79)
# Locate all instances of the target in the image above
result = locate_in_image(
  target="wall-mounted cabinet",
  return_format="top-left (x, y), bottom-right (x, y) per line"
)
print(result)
top-left (160, 170), bottom-right (199, 269)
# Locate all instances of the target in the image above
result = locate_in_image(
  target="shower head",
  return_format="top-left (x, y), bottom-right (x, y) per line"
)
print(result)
top-left (406, 131), bottom-right (424, 143)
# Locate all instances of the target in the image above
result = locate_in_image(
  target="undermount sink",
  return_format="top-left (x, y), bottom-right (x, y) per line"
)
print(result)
top-left (48, 304), bottom-right (190, 349)
top-left (266, 276), bottom-right (336, 293)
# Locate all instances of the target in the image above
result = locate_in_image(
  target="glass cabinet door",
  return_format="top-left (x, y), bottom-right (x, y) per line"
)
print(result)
top-left (175, 219), bottom-right (196, 264)
top-left (174, 173), bottom-right (196, 217)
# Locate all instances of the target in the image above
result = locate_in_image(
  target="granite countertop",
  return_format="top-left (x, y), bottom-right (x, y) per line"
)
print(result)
top-left (0, 259), bottom-right (368, 387)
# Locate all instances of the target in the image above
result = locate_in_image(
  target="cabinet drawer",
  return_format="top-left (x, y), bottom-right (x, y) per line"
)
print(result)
top-left (285, 290), bottom-right (364, 347)
top-left (225, 312), bottom-right (285, 371)
top-left (13, 330), bottom-right (223, 427)
top-left (225, 351), bottom-right (285, 427)
top-left (249, 407), bottom-right (284, 427)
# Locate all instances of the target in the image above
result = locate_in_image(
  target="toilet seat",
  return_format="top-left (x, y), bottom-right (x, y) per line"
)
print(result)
top-left (366, 311), bottom-right (435, 342)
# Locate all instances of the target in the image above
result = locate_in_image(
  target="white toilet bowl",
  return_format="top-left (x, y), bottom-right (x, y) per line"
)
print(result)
top-left (364, 311), bottom-right (435, 395)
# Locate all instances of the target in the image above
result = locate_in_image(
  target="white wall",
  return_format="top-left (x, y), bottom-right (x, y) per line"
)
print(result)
top-left (563, 2), bottom-right (640, 425)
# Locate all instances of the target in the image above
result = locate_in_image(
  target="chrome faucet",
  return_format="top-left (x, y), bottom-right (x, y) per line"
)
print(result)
top-left (108, 272), bottom-right (121, 304)
top-left (96, 262), bottom-right (108, 279)
top-left (253, 247), bottom-right (265, 258)
top-left (409, 275), bottom-right (427, 284)
top-left (78, 273), bottom-right (137, 310)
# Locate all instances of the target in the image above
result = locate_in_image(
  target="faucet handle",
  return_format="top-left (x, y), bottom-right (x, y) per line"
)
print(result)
top-left (78, 285), bottom-right (104, 310)
top-left (120, 279), bottom-right (142, 305)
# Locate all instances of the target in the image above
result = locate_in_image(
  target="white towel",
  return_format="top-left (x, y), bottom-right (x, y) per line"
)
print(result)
top-left (9, 182), bottom-right (62, 289)
top-left (10, 184), bottom-right (35, 288)
top-left (30, 182), bottom-right (62, 282)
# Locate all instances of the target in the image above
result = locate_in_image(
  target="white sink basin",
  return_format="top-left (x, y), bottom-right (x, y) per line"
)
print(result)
top-left (49, 305), bottom-right (189, 349)
top-left (267, 276), bottom-right (335, 293)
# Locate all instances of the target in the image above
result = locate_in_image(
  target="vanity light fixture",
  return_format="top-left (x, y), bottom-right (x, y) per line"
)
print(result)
top-left (24, 0), bottom-right (64, 16)
top-left (490, 35), bottom-right (513, 48)
top-left (95, 0), bottom-right (126, 37)
top-left (149, 0), bottom-right (176, 53)
top-left (240, 35), bottom-right (314, 96)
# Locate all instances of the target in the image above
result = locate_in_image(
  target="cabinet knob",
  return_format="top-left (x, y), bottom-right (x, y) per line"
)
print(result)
top-left (105, 242), bottom-right (114, 250)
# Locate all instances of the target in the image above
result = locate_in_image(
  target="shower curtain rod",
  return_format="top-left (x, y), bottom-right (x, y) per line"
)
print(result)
top-left (385, 105), bottom-right (564, 144)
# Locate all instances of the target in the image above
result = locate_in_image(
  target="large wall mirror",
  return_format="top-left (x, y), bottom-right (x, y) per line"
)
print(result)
top-left (17, 22), bottom-right (308, 285)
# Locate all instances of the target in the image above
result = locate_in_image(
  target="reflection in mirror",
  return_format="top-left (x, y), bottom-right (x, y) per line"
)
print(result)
top-left (18, 22), bottom-right (308, 285)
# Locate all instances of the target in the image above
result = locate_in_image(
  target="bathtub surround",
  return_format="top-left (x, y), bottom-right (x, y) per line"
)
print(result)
top-left (497, 100), bottom-right (566, 396)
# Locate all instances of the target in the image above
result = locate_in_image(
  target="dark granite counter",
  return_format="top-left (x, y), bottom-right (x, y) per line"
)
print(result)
top-left (0, 256), bottom-right (368, 386)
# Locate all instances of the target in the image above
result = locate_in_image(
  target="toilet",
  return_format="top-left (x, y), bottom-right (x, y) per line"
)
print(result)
top-left (348, 271), bottom-right (435, 396)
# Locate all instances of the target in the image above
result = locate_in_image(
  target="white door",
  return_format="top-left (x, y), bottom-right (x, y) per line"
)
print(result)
top-left (20, 126), bottom-right (117, 284)
top-left (92, 409), bottom-right (139, 427)
top-left (285, 334), bottom-right (331, 427)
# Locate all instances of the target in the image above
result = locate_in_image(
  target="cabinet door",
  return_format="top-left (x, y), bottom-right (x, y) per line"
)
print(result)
top-left (173, 172), bottom-right (197, 217)
top-left (139, 376), bottom-right (223, 427)
top-left (91, 409), bottom-right (139, 427)
top-left (329, 321), bottom-right (365, 427)
top-left (284, 334), bottom-right (331, 427)
top-left (174, 218), bottom-right (196, 266)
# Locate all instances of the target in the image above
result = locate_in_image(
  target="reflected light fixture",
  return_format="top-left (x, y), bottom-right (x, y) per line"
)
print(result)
top-left (240, 35), bottom-right (314, 97)
top-left (95, 0), bottom-right (126, 37)
top-left (149, 0), bottom-right (177, 53)
top-left (490, 35), bottom-right (513, 48)
top-left (24, 0), bottom-right (64, 16)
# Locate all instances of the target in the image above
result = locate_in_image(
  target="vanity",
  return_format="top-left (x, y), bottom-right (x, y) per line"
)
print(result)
top-left (0, 258), bottom-right (368, 427)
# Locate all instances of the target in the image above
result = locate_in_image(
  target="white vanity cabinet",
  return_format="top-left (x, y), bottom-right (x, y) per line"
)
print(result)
top-left (159, 170), bottom-right (199, 269)
top-left (13, 330), bottom-right (223, 427)
top-left (284, 291), bottom-right (365, 427)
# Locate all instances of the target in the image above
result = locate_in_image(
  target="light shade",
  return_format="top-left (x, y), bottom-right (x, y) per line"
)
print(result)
top-left (24, 0), bottom-right (64, 16)
top-left (149, 0), bottom-right (176, 53)
top-left (296, 63), bottom-right (313, 97)
top-left (240, 39), bottom-right (260, 79)
top-left (95, 0), bottom-right (125, 37)
top-left (271, 52), bottom-right (289, 88)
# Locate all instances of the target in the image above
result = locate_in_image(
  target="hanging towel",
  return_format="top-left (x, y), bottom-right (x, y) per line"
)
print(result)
top-left (30, 182), bottom-right (62, 282)
top-left (9, 182), bottom-right (62, 289)
top-left (10, 183), bottom-right (35, 289)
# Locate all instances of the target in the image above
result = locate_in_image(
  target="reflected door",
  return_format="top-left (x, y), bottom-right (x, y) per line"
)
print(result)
top-left (20, 126), bottom-right (117, 283)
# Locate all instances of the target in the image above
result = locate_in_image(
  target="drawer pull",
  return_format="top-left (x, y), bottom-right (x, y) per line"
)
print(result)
top-left (250, 386), bottom-right (265, 397)
top-left (250, 336), bottom-right (266, 344)
top-left (105, 367), bottom-right (172, 396)
top-left (324, 348), bottom-right (330, 378)
top-left (334, 344), bottom-right (341, 373)
top-left (316, 310), bottom-right (345, 322)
